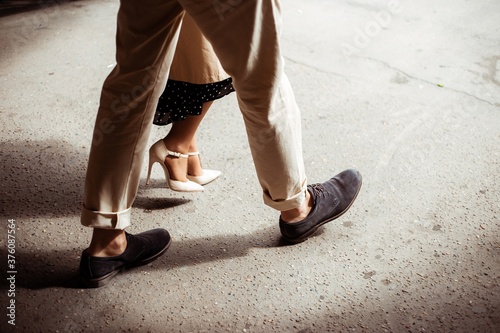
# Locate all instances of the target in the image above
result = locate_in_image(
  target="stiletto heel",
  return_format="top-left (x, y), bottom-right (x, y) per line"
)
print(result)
top-left (147, 140), bottom-right (204, 192)
top-left (186, 151), bottom-right (222, 185)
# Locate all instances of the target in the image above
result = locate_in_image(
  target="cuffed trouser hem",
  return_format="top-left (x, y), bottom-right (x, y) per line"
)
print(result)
top-left (263, 186), bottom-right (308, 212)
top-left (81, 205), bottom-right (132, 229)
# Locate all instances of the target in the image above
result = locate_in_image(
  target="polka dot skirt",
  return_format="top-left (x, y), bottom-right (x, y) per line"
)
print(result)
top-left (153, 78), bottom-right (234, 126)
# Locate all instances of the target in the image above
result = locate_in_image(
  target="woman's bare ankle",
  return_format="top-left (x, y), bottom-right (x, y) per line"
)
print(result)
top-left (161, 138), bottom-right (190, 181)
top-left (187, 154), bottom-right (204, 176)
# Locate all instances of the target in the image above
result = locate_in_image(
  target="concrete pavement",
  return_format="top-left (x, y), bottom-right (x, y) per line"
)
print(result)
top-left (0, 0), bottom-right (499, 332)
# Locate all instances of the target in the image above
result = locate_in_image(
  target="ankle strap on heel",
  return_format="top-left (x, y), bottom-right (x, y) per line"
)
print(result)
top-left (187, 152), bottom-right (200, 156)
top-left (166, 150), bottom-right (189, 159)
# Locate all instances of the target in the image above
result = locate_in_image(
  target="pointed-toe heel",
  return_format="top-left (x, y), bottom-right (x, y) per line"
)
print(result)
top-left (146, 140), bottom-right (204, 192)
top-left (186, 151), bottom-right (222, 185)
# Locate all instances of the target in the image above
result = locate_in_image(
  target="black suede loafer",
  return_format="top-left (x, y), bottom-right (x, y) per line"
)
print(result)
top-left (79, 228), bottom-right (171, 288)
top-left (279, 169), bottom-right (362, 244)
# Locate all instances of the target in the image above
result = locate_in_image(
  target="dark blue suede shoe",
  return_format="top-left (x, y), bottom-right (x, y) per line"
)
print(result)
top-left (79, 228), bottom-right (171, 288)
top-left (279, 169), bottom-right (362, 244)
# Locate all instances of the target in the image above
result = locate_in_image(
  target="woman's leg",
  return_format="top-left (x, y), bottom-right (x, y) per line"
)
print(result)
top-left (161, 101), bottom-right (213, 181)
top-left (186, 136), bottom-right (203, 177)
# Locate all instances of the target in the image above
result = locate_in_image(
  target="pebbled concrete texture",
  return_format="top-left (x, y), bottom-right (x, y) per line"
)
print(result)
top-left (0, 0), bottom-right (499, 332)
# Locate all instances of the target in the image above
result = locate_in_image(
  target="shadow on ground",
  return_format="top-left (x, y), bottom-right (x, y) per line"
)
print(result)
top-left (0, 140), bottom-right (191, 219)
top-left (0, 140), bottom-right (87, 218)
top-left (0, 0), bottom-right (85, 17)
top-left (0, 223), bottom-right (323, 290)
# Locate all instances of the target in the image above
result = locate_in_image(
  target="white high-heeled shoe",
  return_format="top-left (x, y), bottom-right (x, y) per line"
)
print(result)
top-left (186, 152), bottom-right (222, 185)
top-left (146, 140), bottom-right (204, 192)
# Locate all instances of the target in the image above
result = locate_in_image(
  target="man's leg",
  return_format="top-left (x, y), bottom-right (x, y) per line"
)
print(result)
top-left (181, 0), bottom-right (362, 242)
top-left (80, 0), bottom-right (185, 287)
top-left (180, 0), bottom-right (307, 210)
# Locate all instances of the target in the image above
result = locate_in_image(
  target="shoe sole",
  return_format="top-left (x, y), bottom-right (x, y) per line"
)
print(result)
top-left (284, 174), bottom-right (363, 244)
top-left (81, 237), bottom-right (172, 288)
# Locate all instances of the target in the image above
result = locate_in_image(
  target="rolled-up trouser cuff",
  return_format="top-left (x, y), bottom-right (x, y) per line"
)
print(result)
top-left (263, 186), bottom-right (307, 212)
top-left (81, 204), bottom-right (132, 230)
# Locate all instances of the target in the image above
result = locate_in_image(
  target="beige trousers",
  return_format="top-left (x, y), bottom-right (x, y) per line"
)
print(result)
top-left (168, 13), bottom-right (228, 84)
top-left (81, 0), bottom-right (307, 229)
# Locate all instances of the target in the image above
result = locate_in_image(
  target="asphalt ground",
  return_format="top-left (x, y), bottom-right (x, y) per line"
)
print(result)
top-left (0, 0), bottom-right (499, 332)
